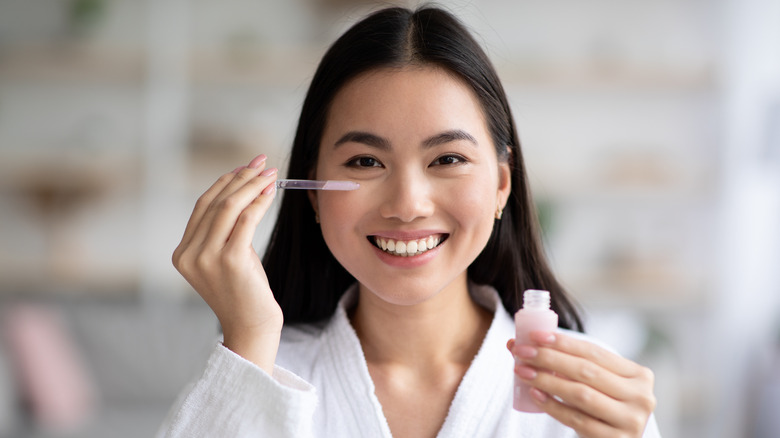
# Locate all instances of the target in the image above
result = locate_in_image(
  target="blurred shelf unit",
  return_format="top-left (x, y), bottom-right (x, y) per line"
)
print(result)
top-left (530, 158), bottom-right (716, 311)
top-left (507, 79), bottom-right (719, 312)
top-left (0, 3), bottom-right (720, 311)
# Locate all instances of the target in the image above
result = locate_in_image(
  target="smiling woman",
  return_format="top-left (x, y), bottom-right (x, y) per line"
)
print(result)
top-left (161, 6), bottom-right (660, 438)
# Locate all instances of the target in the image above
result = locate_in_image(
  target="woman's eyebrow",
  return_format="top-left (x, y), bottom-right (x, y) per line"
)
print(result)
top-left (334, 131), bottom-right (390, 150)
top-left (334, 129), bottom-right (476, 150)
top-left (422, 129), bottom-right (477, 148)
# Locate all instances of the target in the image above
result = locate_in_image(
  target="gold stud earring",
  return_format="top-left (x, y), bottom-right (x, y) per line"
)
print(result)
top-left (495, 205), bottom-right (503, 220)
top-left (315, 211), bottom-right (320, 224)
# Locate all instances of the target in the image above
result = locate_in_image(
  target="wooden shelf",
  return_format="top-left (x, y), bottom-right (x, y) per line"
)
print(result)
top-left (497, 61), bottom-right (715, 92)
top-left (560, 274), bottom-right (708, 312)
top-left (188, 46), bottom-right (322, 87)
top-left (0, 43), bottom-right (146, 85)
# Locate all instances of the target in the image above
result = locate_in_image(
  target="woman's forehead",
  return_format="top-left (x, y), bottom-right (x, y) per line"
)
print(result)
top-left (335, 65), bottom-right (475, 103)
top-left (322, 66), bottom-right (490, 142)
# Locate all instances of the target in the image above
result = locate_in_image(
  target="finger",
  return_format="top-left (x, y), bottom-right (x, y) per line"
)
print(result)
top-left (178, 170), bottom-right (240, 248)
top-left (225, 180), bottom-right (277, 248)
top-left (208, 160), bottom-right (268, 208)
top-left (527, 387), bottom-right (619, 438)
top-left (530, 331), bottom-right (639, 378)
top-left (179, 154), bottom-right (265, 248)
top-left (186, 164), bottom-right (270, 250)
top-left (247, 154), bottom-right (267, 169)
top-left (201, 168), bottom-right (278, 249)
top-left (515, 343), bottom-right (631, 401)
top-left (519, 366), bottom-right (639, 431)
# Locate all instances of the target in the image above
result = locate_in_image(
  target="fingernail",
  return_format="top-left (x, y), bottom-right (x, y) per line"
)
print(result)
top-left (248, 154), bottom-right (267, 169)
top-left (232, 166), bottom-right (246, 174)
top-left (515, 365), bottom-right (537, 380)
top-left (532, 331), bottom-right (556, 344)
top-left (515, 345), bottom-right (538, 358)
top-left (261, 182), bottom-right (276, 196)
top-left (260, 167), bottom-right (277, 177)
top-left (531, 388), bottom-right (547, 403)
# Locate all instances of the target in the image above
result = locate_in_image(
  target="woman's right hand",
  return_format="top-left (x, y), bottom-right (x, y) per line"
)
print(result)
top-left (172, 154), bottom-right (282, 373)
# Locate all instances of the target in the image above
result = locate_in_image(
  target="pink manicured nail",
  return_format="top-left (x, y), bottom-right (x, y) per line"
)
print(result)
top-left (532, 331), bottom-right (556, 344)
top-left (531, 388), bottom-right (547, 403)
top-left (515, 365), bottom-right (537, 380)
top-left (248, 154), bottom-right (268, 169)
top-left (260, 167), bottom-right (277, 177)
top-left (261, 182), bottom-right (276, 196)
top-left (515, 345), bottom-right (538, 358)
top-left (232, 166), bottom-right (246, 174)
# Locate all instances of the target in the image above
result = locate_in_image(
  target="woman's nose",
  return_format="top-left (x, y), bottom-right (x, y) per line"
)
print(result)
top-left (377, 171), bottom-right (435, 222)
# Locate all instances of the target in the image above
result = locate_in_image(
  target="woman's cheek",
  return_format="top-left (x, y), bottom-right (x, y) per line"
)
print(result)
top-left (317, 189), bottom-right (371, 252)
top-left (444, 177), bottom-right (500, 255)
top-left (446, 176), bottom-right (495, 220)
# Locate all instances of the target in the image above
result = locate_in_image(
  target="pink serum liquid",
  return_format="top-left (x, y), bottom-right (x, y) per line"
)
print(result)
top-left (513, 289), bottom-right (558, 412)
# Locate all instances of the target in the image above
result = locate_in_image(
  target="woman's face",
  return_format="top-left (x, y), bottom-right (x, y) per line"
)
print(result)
top-left (312, 66), bottom-right (511, 306)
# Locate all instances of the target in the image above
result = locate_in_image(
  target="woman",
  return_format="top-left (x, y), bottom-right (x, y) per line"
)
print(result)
top-left (162, 6), bottom-right (660, 438)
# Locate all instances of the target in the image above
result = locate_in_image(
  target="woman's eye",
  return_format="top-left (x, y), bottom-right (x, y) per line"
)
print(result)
top-left (346, 156), bottom-right (383, 168)
top-left (431, 154), bottom-right (465, 166)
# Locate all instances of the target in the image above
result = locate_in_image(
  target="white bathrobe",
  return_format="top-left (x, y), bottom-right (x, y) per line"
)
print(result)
top-left (159, 284), bottom-right (662, 437)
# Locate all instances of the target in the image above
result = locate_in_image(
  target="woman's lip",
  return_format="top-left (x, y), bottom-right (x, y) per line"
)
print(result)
top-left (368, 230), bottom-right (448, 240)
top-left (370, 238), bottom-right (443, 268)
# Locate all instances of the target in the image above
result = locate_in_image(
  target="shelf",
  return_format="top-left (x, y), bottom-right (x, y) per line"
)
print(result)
top-left (496, 60), bottom-right (715, 92)
top-left (560, 273), bottom-right (708, 313)
top-left (0, 260), bottom-right (140, 297)
top-left (0, 43), bottom-right (323, 89)
top-left (0, 43), bottom-right (145, 85)
top-left (531, 173), bottom-right (714, 205)
top-left (188, 46), bottom-right (322, 88)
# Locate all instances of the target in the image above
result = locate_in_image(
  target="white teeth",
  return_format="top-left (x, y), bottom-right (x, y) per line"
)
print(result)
top-left (373, 235), bottom-right (444, 256)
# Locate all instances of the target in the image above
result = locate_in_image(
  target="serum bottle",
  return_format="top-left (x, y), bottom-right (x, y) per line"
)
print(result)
top-left (513, 289), bottom-right (558, 412)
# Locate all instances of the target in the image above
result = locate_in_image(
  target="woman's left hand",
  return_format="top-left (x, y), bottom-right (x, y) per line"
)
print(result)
top-left (507, 331), bottom-right (656, 438)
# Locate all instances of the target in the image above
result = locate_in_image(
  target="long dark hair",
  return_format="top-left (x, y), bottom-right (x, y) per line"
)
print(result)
top-left (262, 6), bottom-right (584, 332)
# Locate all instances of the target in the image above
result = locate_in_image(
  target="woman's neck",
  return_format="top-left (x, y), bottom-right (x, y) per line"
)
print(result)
top-left (349, 277), bottom-right (492, 370)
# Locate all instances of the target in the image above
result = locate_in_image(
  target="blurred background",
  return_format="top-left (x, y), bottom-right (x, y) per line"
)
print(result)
top-left (0, 0), bottom-right (778, 437)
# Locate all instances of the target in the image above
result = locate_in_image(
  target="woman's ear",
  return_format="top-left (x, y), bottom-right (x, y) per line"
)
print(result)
top-left (497, 146), bottom-right (512, 209)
